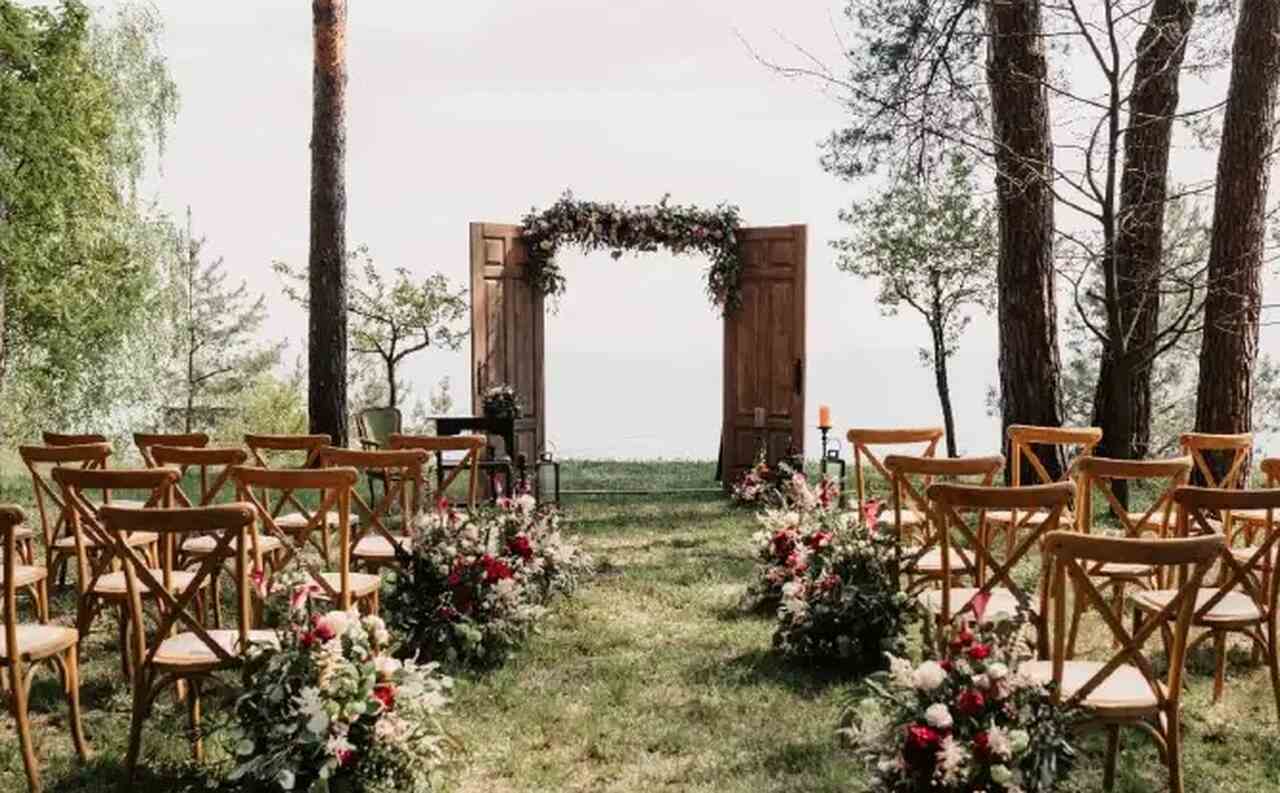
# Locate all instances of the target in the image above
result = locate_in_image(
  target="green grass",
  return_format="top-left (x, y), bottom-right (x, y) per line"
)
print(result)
top-left (2, 461), bottom-right (1280, 791)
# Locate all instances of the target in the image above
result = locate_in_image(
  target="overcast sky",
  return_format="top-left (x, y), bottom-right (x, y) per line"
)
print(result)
top-left (123, 0), bottom-right (1272, 462)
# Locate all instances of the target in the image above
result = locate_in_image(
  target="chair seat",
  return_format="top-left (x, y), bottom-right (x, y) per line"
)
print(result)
top-left (0, 623), bottom-right (78, 661)
top-left (1131, 587), bottom-right (1262, 624)
top-left (154, 628), bottom-right (280, 667)
top-left (1022, 660), bottom-right (1159, 711)
top-left (1090, 561), bottom-right (1156, 578)
top-left (352, 535), bottom-right (410, 559)
top-left (275, 511), bottom-right (361, 530)
top-left (92, 569), bottom-right (197, 596)
top-left (14, 525), bottom-right (34, 542)
top-left (1230, 508), bottom-right (1277, 525)
top-left (316, 572), bottom-right (382, 598)
top-left (94, 499), bottom-right (148, 510)
top-left (903, 546), bottom-right (974, 573)
top-left (985, 509), bottom-right (1073, 527)
top-left (3, 565), bottom-right (47, 589)
top-left (919, 587), bottom-right (1030, 618)
top-left (1229, 545), bottom-right (1278, 565)
top-left (54, 531), bottom-right (159, 551)
top-left (887, 508), bottom-right (927, 527)
top-left (181, 534), bottom-right (283, 556)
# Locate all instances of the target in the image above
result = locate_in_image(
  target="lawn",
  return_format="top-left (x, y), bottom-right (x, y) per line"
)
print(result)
top-left (2, 461), bottom-right (1280, 792)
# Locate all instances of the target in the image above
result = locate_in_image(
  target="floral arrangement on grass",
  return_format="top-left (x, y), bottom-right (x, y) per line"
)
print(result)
top-left (385, 491), bottom-right (590, 669)
top-left (741, 471), bottom-right (842, 606)
top-left (730, 448), bottom-right (808, 508)
top-left (480, 383), bottom-right (522, 419)
top-left (229, 593), bottom-right (452, 793)
top-left (841, 607), bottom-right (1077, 793)
top-left (520, 191), bottom-right (745, 313)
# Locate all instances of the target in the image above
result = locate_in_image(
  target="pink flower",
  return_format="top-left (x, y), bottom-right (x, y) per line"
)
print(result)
top-left (971, 591), bottom-right (993, 623)
top-left (862, 498), bottom-right (882, 529)
top-left (250, 566), bottom-right (267, 600)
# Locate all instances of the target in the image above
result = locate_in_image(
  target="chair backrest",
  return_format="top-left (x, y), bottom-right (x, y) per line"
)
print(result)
top-left (389, 433), bottom-right (484, 507)
top-left (18, 443), bottom-right (113, 549)
top-left (2, 505), bottom-right (29, 651)
top-left (1075, 456), bottom-right (1193, 539)
top-left (1174, 486), bottom-right (1280, 625)
top-left (1041, 530), bottom-right (1221, 711)
top-left (231, 465), bottom-right (360, 609)
top-left (135, 432), bottom-right (210, 467)
top-left (244, 433), bottom-right (331, 470)
top-left (52, 467), bottom-right (178, 598)
top-left (102, 504), bottom-right (259, 669)
top-left (882, 454), bottom-right (1004, 548)
top-left (356, 407), bottom-right (403, 448)
top-left (927, 481), bottom-right (1075, 625)
top-left (1180, 432), bottom-right (1252, 490)
top-left (43, 432), bottom-right (108, 447)
top-left (1007, 425), bottom-right (1102, 487)
top-left (152, 446), bottom-right (248, 507)
top-left (846, 427), bottom-right (945, 526)
top-left (316, 447), bottom-right (427, 551)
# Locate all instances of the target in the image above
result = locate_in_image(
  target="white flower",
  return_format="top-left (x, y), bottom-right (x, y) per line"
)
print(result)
top-left (911, 660), bottom-right (947, 691)
top-left (990, 763), bottom-right (1014, 785)
top-left (276, 769), bottom-right (297, 790)
top-left (986, 662), bottom-right (1009, 681)
top-left (515, 494), bottom-right (537, 512)
top-left (373, 655), bottom-right (402, 679)
top-left (935, 735), bottom-right (970, 785)
top-left (972, 672), bottom-right (990, 690)
top-left (887, 654), bottom-right (914, 688)
top-left (924, 703), bottom-right (953, 730)
top-left (987, 724), bottom-right (1013, 759)
top-left (1008, 729), bottom-right (1030, 755)
top-left (317, 609), bottom-right (354, 639)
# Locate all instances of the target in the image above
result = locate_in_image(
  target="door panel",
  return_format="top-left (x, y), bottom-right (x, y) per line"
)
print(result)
top-left (722, 225), bottom-right (806, 487)
top-left (469, 223), bottom-right (544, 464)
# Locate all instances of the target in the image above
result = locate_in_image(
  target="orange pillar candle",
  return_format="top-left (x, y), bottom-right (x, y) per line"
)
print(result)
top-left (818, 404), bottom-right (831, 429)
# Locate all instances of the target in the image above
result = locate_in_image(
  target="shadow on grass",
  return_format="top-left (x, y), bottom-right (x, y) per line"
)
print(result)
top-left (688, 647), bottom-right (862, 700)
top-left (26, 674), bottom-right (121, 715)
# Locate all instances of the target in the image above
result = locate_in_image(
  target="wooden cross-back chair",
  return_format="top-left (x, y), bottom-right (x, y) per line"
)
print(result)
top-left (231, 465), bottom-right (378, 613)
top-left (1068, 456), bottom-right (1193, 658)
top-left (389, 433), bottom-right (484, 507)
top-left (134, 431), bottom-right (209, 467)
top-left (1, 504), bottom-right (89, 793)
top-left (102, 503), bottom-right (275, 780)
top-left (987, 425), bottom-right (1100, 551)
top-left (53, 467), bottom-right (182, 677)
top-left (1028, 531), bottom-right (1221, 793)
top-left (1132, 486), bottom-right (1280, 718)
top-left (846, 427), bottom-right (944, 529)
top-left (881, 454), bottom-right (1004, 594)
top-left (243, 433), bottom-right (354, 563)
top-left (922, 481), bottom-right (1075, 653)
top-left (152, 445), bottom-right (284, 627)
top-left (316, 447), bottom-right (426, 570)
top-left (42, 431), bottom-right (108, 447)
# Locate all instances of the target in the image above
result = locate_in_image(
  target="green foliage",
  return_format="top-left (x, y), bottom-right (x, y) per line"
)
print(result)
top-left (275, 247), bottom-right (467, 408)
top-left (166, 209), bottom-right (283, 432)
top-left (212, 364), bottom-right (309, 445)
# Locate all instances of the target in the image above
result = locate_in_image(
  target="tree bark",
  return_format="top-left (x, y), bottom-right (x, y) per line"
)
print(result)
top-left (385, 356), bottom-right (397, 409)
top-left (986, 0), bottom-right (1063, 482)
top-left (309, 0), bottom-right (349, 446)
top-left (1193, 0), bottom-right (1280, 484)
top-left (931, 324), bottom-right (959, 458)
top-left (1092, 0), bottom-right (1196, 503)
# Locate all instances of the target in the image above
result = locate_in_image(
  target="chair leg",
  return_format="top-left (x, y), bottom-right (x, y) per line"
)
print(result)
top-left (117, 607), bottom-right (133, 681)
top-left (187, 676), bottom-right (204, 762)
top-left (123, 678), bottom-right (153, 790)
top-left (1103, 723), bottom-right (1121, 791)
top-left (1067, 585), bottom-right (1084, 659)
top-left (10, 661), bottom-right (42, 793)
top-left (1166, 707), bottom-right (1184, 793)
top-left (1267, 618), bottom-right (1280, 724)
top-left (64, 646), bottom-right (90, 760)
top-left (1212, 630), bottom-right (1227, 704)
top-left (36, 579), bottom-right (49, 623)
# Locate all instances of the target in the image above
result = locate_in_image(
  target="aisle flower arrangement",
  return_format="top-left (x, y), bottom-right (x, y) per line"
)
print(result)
top-left (229, 595), bottom-right (453, 793)
top-left (741, 471), bottom-right (841, 606)
top-left (842, 610), bottom-right (1077, 793)
top-left (730, 449), bottom-right (807, 508)
top-left (385, 492), bottom-right (590, 669)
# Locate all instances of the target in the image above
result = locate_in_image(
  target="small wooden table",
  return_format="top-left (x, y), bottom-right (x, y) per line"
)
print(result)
top-left (432, 416), bottom-right (518, 500)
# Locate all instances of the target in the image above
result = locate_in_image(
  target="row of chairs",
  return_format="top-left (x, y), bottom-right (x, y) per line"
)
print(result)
top-left (2, 429), bottom-right (491, 792)
top-left (845, 424), bottom-right (1278, 793)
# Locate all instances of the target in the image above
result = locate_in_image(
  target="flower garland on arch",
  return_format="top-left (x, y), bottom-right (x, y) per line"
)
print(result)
top-left (520, 192), bottom-right (745, 315)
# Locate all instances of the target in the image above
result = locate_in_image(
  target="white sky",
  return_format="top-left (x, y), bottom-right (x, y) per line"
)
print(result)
top-left (123, 0), bottom-right (1274, 461)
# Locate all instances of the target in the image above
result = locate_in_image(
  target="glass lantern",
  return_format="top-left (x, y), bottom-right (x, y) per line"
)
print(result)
top-left (536, 451), bottom-right (561, 506)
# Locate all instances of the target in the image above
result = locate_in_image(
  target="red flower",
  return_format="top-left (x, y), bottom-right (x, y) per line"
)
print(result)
top-left (373, 683), bottom-right (396, 711)
top-left (299, 630), bottom-right (318, 648)
top-left (803, 531), bottom-right (832, 550)
top-left (436, 606), bottom-right (459, 622)
top-left (966, 643), bottom-right (992, 661)
top-left (818, 573), bottom-right (841, 592)
top-left (508, 534), bottom-right (534, 561)
top-left (939, 659), bottom-right (954, 673)
top-left (973, 730), bottom-right (991, 760)
top-left (771, 531), bottom-right (795, 560)
top-left (949, 628), bottom-right (975, 651)
top-left (955, 689), bottom-right (986, 717)
top-left (862, 498), bottom-right (882, 528)
top-left (903, 724), bottom-right (941, 768)
top-left (336, 748), bottom-right (355, 767)
top-left (313, 617), bottom-right (335, 643)
top-left (481, 554), bottom-right (513, 584)
top-left (971, 591), bottom-right (993, 623)
top-left (447, 559), bottom-right (467, 588)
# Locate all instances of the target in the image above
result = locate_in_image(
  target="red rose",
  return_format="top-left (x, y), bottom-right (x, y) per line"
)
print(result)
top-left (482, 555), bottom-right (513, 583)
top-left (804, 531), bottom-right (832, 550)
top-left (955, 689), bottom-right (986, 717)
top-left (949, 629), bottom-right (975, 651)
top-left (903, 724), bottom-right (941, 768)
top-left (313, 617), bottom-right (335, 642)
top-left (771, 531), bottom-right (795, 560)
top-left (299, 630), bottom-right (318, 648)
top-left (973, 730), bottom-right (991, 760)
top-left (966, 643), bottom-right (992, 661)
top-left (508, 534), bottom-right (534, 561)
top-left (939, 659), bottom-right (954, 673)
top-left (336, 748), bottom-right (355, 767)
top-left (373, 683), bottom-right (396, 711)
top-left (436, 606), bottom-right (459, 622)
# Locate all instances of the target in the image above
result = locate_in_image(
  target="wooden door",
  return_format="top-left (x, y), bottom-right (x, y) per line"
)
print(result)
top-left (469, 223), bottom-right (545, 464)
top-left (722, 225), bottom-right (807, 487)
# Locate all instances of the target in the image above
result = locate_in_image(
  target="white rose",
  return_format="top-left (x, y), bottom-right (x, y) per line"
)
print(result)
top-left (317, 610), bottom-right (353, 639)
top-left (516, 494), bottom-right (537, 512)
top-left (972, 673), bottom-right (990, 690)
top-left (924, 703), bottom-right (953, 729)
top-left (911, 660), bottom-right (947, 691)
top-left (373, 655), bottom-right (402, 679)
top-left (887, 654), bottom-right (914, 688)
top-left (986, 662), bottom-right (1008, 681)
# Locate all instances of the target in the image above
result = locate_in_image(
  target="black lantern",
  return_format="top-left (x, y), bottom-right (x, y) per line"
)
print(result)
top-left (535, 451), bottom-right (561, 506)
top-left (818, 425), bottom-right (848, 507)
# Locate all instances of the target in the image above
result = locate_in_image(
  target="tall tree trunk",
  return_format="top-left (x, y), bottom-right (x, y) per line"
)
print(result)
top-left (986, 0), bottom-right (1063, 482)
top-left (931, 324), bottom-right (959, 458)
top-left (1193, 0), bottom-right (1280, 484)
top-left (1092, 0), bottom-right (1196, 503)
top-left (309, 0), bottom-right (349, 446)
top-left (386, 357), bottom-right (397, 409)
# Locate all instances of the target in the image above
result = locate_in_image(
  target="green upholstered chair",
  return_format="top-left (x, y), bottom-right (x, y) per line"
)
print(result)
top-left (354, 407), bottom-right (403, 502)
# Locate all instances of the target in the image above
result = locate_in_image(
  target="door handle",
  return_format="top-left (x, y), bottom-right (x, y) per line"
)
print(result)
top-left (794, 358), bottom-right (803, 396)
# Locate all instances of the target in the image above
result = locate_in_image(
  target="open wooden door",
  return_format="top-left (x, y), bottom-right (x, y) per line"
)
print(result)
top-left (469, 223), bottom-right (545, 464)
top-left (722, 225), bottom-right (807, 487)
